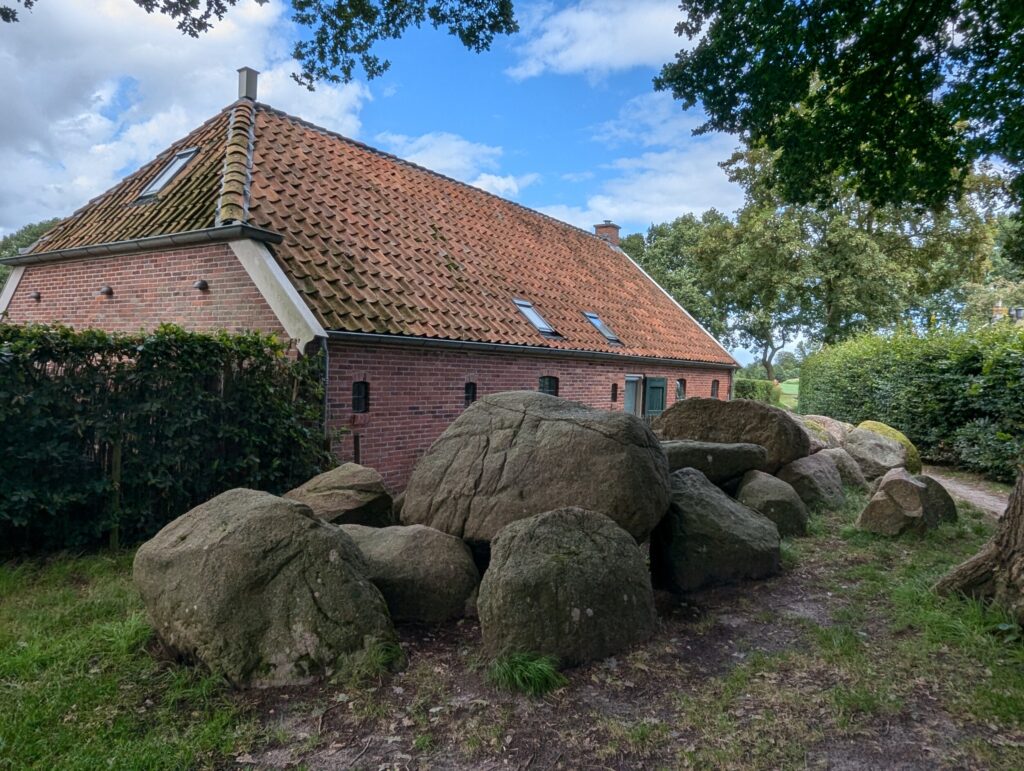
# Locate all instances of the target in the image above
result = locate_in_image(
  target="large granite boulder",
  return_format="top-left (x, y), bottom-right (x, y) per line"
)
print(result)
top-left (776, 452), bottom-right (846, 509)
top-left (341, 524), bottom-right (479, 623)
top-left (857, 421), bottom-right (923, 473)
top-left (845, 427), bottom-right (908, 481)
top-left (735, 470), bottom-right (809, 537)
top-left (650, 469), bottom-right (781, 592)
top-left (285, 463), bottom-right (396, 527)
top-left (819, 447), bottom-right (869, 491)
top-left (795, 415), bottom-right (843, 454)
top-left (401, 391), bottom-right (670, 547)
top-left (856, 468), bottom-right (956, 535)
top-left (133, 489), bottom-right (396, 687)
top-left (802, 415), bottom-right (853, 447)
top-left (652, 398), bottom-right (810, 473)
top-left (478, 507), bottom-right (657, 667)
top-left (660, 440), bottom-right (768, 483)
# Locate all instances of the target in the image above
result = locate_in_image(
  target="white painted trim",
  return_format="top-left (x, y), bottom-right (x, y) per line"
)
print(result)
top-left (0, 266), bottom-right (26, 316)
top-left (229, 239), bottom-right (326, 350)
top-left (616, 245), bottom-right (739, 367)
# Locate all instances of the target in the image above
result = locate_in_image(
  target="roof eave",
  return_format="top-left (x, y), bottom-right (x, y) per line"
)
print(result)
top-left (326, 330), bottom-right (738, 370)
top-left (1, 224), bottom-right (283, 266)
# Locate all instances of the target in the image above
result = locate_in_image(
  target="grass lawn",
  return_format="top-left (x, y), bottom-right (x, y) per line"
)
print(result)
top-left (2, 494), bottom-right (1023, 769)
top-left (779, 378), bottom-right (800, 409)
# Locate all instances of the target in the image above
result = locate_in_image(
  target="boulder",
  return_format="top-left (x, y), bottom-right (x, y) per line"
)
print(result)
top-left (478, 507), bottom-right (657, 666)
top-left (845, 427), bottom-right (908, 481)
top-left (857, 421), bottom-right (922, 473)
top-left (819, 447), bottom-right (869, 491)
top-left (735, 470), bottom-right (809, 537)
top-left (652, 398), bottom-right (810, 473)
top-left (285, 463), bottom-right (396, 527)
top-left (795, 415), bottom-right (842, 454)
top-left (650, 469), bottom-right (781, 592)
top-left (776, 452), bottom-right (846, 509)
top-left (660, 440), bottom-right (768, 483)
top-left (803, 415), bottom-right (853, 447)
top-left (341, 524), bottom-right (479, 624)
top-left (918, 475), bottom-right (958, 524)
top-left (856, 468), bottom-right (953, 536)
top-left (133, 489), bottom-right (396, 687)
top-left (401, 391), bottom-right (670, 547)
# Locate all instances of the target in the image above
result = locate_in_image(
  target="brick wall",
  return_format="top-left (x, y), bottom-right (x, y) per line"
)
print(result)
top-left (327, 339), bottom-right (734, 490)
top-left (3, 243), bottom-right (286, 337)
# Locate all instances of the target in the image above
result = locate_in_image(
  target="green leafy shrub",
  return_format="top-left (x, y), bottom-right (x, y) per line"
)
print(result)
top-left (486, 653), bottom-right (567, 696)
top-left (800, 327), bottom-right (1024, 481)
top-left (0, 324), bottom-right (333, 553)
top-left (734, 378), bottom-right (782, 405)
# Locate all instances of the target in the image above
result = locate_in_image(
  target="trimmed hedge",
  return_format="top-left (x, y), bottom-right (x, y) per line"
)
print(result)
top-left (0, 324), bottom-right (333, 552)
top-left (734, 378), bottom-right (783, 406)
top-left (800, 326), bottom-right (1024, 482)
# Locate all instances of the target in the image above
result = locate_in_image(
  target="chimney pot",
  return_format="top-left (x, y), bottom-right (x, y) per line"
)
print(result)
top-left (594, 220), bottom-right (621, 246)
top-left (238, 67), bottom-right (259, 101)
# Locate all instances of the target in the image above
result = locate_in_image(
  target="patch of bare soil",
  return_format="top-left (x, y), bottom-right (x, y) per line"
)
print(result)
top-left (924, 466), bottom-right (1010, 519)
top-left (232, 528), bottom-right (1022, 771)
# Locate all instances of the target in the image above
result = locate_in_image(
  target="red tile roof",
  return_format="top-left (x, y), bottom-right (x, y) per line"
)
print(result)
top-left (25, 100), bottom-right (735, 366)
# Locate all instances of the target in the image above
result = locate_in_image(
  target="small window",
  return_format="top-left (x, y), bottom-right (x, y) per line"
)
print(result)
top-left (514, 298), bottom-right (557, 336)
top-left (711, 379), bottom-right (720, 399)
top-left (611, 383), bottom-right (618, 402)
top-left (676, 378), bottom-right (686, 401)
top-left (539, 376), bottom-right (559, 396)
top-left (583, 311), bottom-right (622, 345)
top-left (139, 148), bottom-right (198, 198)
top-left (352, 380), bottom-right (370, 413)
top-left (464, 382), bottom-right (477, 406)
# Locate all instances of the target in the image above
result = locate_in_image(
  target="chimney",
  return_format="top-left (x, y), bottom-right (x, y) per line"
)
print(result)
top-left (594, 220), bottom-right (620, 246)
top-left (237, 67), bottom-right (259, 101)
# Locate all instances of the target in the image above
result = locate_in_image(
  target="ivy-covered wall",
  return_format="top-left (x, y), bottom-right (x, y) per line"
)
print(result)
top-left (0, 324), bottom-right (333, 553)
top-left (800, 326), bottom-right (1024, 482)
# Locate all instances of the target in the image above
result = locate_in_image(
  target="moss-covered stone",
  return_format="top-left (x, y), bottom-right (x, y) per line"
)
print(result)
top-left (858, 420), bottom-right (922, 473)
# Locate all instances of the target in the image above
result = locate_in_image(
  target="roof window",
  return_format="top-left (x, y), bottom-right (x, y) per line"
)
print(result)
top-left (139, 148), bottom-right (198, 198)
top-left (583, 311), bottom-right (622, 345)
top-left (514, 298), bottom-right (558, 336)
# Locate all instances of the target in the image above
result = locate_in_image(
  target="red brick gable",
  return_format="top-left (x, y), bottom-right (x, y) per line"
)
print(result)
top-left (15, 100), bottom-right (735, 367)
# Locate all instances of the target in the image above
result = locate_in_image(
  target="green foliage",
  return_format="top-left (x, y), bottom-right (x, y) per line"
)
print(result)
top-left (331, 640), bottom-right (406, 688)
top-left (733, 378), bottom-right (781, 405)
top-left (486, 652), bottom-right (567, 697)
top-left (655, 0), bottom-right (1024, 250)
top-left (800, 327), bottom-right (1024, 481)
top-left (1, 1), bottom-right (517, 86)
top-left (0, 218), bottom-right (59, 286)
top-left (0, 323), bottom-right (333, 553)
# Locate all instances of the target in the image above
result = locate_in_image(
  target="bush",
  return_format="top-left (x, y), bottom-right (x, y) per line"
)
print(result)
top-left (734, 378), bottom-right (782, 405)
top-left (0, 324), bottom-right (333, 553)
top-left (800, 326), bottom-right (1024, 482)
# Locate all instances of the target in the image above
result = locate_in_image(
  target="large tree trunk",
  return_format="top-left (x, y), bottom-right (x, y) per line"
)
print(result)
top-left (935, 469), bottom-right (1024, 624)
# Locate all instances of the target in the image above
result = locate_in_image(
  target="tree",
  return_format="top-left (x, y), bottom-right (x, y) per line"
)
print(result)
top-left (0, 1), bottom-right (517, 86)
top-left (0, 218), bottom-right (59, 287)
top-left (655, 0), bottom-right (1024, 258)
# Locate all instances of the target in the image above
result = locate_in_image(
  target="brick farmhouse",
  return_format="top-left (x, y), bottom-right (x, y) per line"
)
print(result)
top-left (0, 69), bottom-right (737, 489)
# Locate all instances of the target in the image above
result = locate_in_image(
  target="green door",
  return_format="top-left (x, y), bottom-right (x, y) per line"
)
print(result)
top-left (644, 377), bottom-right (667, 418)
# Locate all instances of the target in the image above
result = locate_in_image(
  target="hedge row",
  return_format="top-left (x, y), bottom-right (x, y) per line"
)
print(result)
top-left (734, 378), bottom-right (782, 406)
top-left (0, 324), bottom-right (334, 553)
top-left (800, 326), bottom-right (1024, 482)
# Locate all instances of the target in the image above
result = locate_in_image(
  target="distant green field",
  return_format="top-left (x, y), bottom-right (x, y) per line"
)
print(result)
top-left (779, 378), bottom-right (799, 408)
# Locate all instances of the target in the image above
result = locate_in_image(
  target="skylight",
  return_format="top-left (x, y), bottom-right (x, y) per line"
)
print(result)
top-left (139, 148), bottom-right (198, 198)
top-left (583, 311), bottom-right (623, 344)
top-left (514, 298), bottom-right (557, 336)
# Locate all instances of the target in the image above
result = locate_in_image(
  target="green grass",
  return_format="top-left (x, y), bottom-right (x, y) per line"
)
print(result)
top-left (486, 652), bottom-right (567, 697)
top-left (0, 552), bottom-right (259, 770)
top-left (779, 378), bottom-right (799, 409)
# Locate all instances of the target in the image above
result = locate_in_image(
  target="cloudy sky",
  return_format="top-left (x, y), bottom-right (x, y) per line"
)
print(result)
top-left (0, 0), bottom-right (746, 240)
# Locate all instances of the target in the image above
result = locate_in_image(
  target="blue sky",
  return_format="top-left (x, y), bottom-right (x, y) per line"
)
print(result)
top-left (0, 0), bottom-right (753, 359)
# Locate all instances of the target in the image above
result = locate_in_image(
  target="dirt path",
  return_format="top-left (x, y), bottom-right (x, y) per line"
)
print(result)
top-left (923, 465), bottom-right (1010, 519)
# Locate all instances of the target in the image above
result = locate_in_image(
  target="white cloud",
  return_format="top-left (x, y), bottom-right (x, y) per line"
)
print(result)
top-left (508, 0), bottom-right (687, 81)
top-left (540, 92), bottom-right (743, 230)
top-left (375, 131), bottom-right (539, 199)
top-left (0, 0), bottom-right (370, 234)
